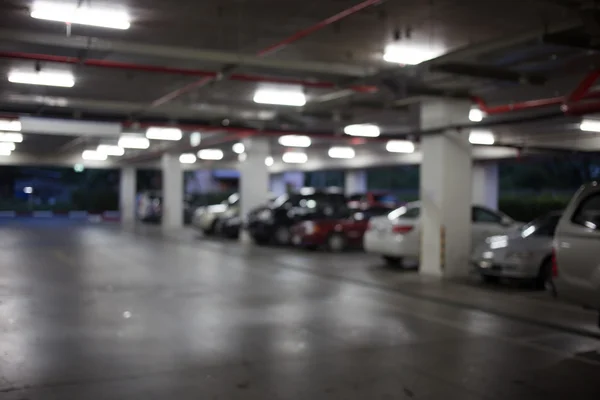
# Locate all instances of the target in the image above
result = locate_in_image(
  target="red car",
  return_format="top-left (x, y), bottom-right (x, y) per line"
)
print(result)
top-left (290, 207), bottom-right (393, 252)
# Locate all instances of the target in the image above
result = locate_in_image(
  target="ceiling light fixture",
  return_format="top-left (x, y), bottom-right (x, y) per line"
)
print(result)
top-left (30, 1), bottom-right (131, 30)
top-left (278, 134), bottom-right (311, 147)
top-left (0, 148), bottom-right (11, 156)
top-left (282, 151), bottom-right (308, 164)
top-left (253, 89), bottom-right (306, 107)
top-left (344, 124), bottom-right (380, 137)
top-left (190, 131), bottom-right (202, 146)
top-left (0, 132), bottom-right (23, 142)
top-left (232, 142), bottom-right (245, 154)
top-left (0, 119), bottom-right (21, 131)
top-left (580, 118), bottom-right (600, 132)
top-left (96, 144), bottom-right (125, 156)
top-left (146, 127), bottom-right (183, 141)
top-left (82, 150), bottom-right (107, 161)
top-left (197, 149), bottom-right (224, 160)
top-left (265, 156), bottom-right (274, 166)
top-left (469, 108), bottom-right (485, 122)
top-left (469, 130), bottom-right (495, 145)
top-left (8, 71), bottom-right (75, 87)
top-left (383, 43), bottom-right (443, 65)
top-left (386, 140), bottom-right (415, 153)
top-left (179, 153), bottom-right (197, 164)
top-left (0, 142), bottom-right (16, 152)
top-left (328, 146), bottom-right (355, 159)
top-left (118, 135), bottom-right (150, 149)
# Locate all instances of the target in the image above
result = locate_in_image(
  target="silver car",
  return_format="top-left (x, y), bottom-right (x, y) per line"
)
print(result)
top-left (472, 212), bottom-right (561, 288)
top-left (554, 183), bottom-right (600, 327)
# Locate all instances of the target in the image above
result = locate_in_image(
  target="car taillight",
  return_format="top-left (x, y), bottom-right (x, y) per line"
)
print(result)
top-left (392, 225), bottom-right (414, 234)
top-left (551, 248), bottom-right (558, 277)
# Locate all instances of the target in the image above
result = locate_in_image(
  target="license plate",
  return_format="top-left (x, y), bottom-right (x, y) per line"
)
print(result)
top-left (479, 261), bottom-right (492, 269)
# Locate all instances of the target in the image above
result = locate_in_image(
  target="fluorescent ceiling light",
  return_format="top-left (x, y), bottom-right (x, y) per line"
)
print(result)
top-left (469, 130), bottom-right (495, 145)
top-left (386, 140), bottom-right (415, 153)
top-left (190, 131), bottom-right (202, 146)
top-left (31, 2), bottom-right (131, 30)
top-left (118, 135), bottom-right (150, 149)
top-left (278, 134), bottom-right (311, 147)
top-left (282, 152), bottom-right (307, 164)
top-left (0, 142), bottom-right (16, 152)
top-left (580, 118), bottom-right (600, 132)
top-left (197, 149), bottom-right (224, 160)
top-left (344, 124), bottom-right (380, 137)
top-left (253, 89), bottom-right (306, 106)
top-left (0, 148), bottom-right (11, 156)
top-left (146, 127), bottom-right (182, 141)
top-left (82, 150), bottom-right (107, 161)
top-left (265, 156), bottom-right (274, 166)
top-left (0, 132), bottom-right (23, 143)
top-left (469, 108), bottom-right (485, 122)
top-left (328, 146), bottom-right (355, 159)
top-left (383, 43), bottom-right (443, 65)
top-left (0, 119), bottom-right (21, 131)
top-left (179, 153), bottom-right (197, 164)
top-left (97, 144), bottom-right (125, 156)
top-left (8, 71), bottom-right (75, 87)
top-left (232, 142), bottom-right (245, 154)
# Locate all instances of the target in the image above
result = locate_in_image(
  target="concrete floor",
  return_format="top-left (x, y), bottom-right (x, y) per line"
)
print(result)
top-left (1, 219), bottom-right (600, 399)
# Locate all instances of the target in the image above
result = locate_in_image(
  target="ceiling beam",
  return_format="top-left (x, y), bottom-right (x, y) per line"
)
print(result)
top-left (0, 29), bottom-right (375, 78)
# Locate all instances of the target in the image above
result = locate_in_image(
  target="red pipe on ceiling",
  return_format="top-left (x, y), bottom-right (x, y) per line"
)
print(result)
top-left (150, 0), bottom-right (384, 107)
top-left (0, 51), bottom-right (377, 92)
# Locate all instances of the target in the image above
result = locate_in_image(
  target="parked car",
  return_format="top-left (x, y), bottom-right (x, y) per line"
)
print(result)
top-left (471, 211), bottom-right (561, 287)
top-left (192, 193), bottom-right (239, 234)
top-left (137, 191), bottom-right (194, 224)
top-left (554, 183), bottom-right (600, 327)
top-left (364, 202), bottom-right (520, 266)
top-left (290, 207), bottom-right (393, 251)
top-left (247, 188), bottom-right (347, 245)
top-left (348, 191), bottom-right (399, 209)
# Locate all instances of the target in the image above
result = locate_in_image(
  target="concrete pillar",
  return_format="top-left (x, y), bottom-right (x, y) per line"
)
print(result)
top-left (419, 99), bottom-right (472, 278)
top-left (472, 162), bottom-right (499, 210)
top-left (161, 153), bottom-right (183, 230)
top-left (240, 138), bottom-right (270, 219)
top-left (345, 170), bottom-right (367, 196)
top-left (119, 167), bottom-right (136, 225)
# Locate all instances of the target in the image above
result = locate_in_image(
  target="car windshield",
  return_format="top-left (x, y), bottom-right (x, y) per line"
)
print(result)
top-left (520, 213), bottom-right (561, 237)
top-left (388, 204), bottom-right (420, 220)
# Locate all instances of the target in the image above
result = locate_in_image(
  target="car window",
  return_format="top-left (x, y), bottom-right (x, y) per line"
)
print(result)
top-left (353, 207), bottom-right (392, 220)
top-left (521, 214), bottom-right (561, 237)
top-left (472, 206), bottom-right (502, 224)
top-left (572, 193), bottom-right (600, 230)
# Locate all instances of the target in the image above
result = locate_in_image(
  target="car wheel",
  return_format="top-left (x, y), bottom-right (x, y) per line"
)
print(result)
top-left (537, 257), bottom-right (557, 296)
top-left (274, 226), bottom-right (291, 245)
top-left (481, 274), bottom-right (500, 284)
top-left (383, 256), bottom-right (403, 266)
top-left (252, 236), bottom-right (269, 245)
top-left (328, 233), bottom-right (346, 252)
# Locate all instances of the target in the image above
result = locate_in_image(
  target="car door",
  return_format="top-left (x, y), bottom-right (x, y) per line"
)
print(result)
top-left (471, 206), bottom-right (508, 246)
top-left (557, 191), bottom-right (600, 307)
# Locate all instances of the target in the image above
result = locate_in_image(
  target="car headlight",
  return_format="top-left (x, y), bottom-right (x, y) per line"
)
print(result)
top-left (482, 251), bottom-right (494, 259)
top-left (258, 209), bottom-right (272, 221)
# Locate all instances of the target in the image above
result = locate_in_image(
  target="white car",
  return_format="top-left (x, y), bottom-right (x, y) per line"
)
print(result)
top-left (364, 202), bottom-right (520, 265)
top-left (554, 183), bottom-right (600, 327)
top-left (192, 193), bottom-right (238, 234)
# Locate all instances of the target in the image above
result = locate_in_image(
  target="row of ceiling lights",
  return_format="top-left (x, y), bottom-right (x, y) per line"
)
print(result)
top-left (0, 120), bottom-right (24, 156)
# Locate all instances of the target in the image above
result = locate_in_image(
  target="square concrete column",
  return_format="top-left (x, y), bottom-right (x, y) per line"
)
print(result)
top-left (472, 162), bottom-right (499, 210)
top-left (161, 153), bottom-right (183, 230)
top-left (345, 170), bottom-right (367, 196)
top-left (119, 167), bottom-right (136, 225)
top-left (240, 138), bottom-right (270, 219)
top-left (419, 99), bottom-right (472, 278)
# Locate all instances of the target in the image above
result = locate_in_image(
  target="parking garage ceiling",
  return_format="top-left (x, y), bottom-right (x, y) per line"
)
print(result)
top-left (0, 0), bottom-right (600, 165)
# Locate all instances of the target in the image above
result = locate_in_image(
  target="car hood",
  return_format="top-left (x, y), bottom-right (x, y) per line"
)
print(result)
top-left (194, 204), bottom-right (228, 216)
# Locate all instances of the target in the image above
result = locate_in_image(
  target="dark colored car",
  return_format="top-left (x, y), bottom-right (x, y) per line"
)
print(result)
top-left (247, 188), bottom-right (347, 245)
top-left (289, 207), bottom-right (394, 251)
top-left (348, 191), bottom-right (399, 210)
